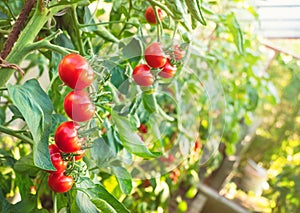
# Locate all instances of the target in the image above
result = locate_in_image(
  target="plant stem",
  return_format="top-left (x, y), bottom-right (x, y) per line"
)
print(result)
top-left (0, 1), bottom-right (78, 87)
top-left (53, 192), bottom-right (57, 213)
top-left (0, 125), bottom-right (34, 144)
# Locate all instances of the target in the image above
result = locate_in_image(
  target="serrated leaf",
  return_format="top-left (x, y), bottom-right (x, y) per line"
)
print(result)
top-left (112, 111), bottom-right (161, 158)
top-left (7, 79), bottom-right (54, 170)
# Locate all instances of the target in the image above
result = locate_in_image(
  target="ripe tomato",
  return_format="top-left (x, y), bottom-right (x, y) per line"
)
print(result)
top-left (58, 54), bottom-right (94, 90)
top-left (48, 173), bottom-right (74, 193)
top-left (132, 64), bottom-right (154, 87)
top-left (54, 121), bottom-right (83, 153)
top-left (145, 43), bottom-right (167, 68)
top-left (174, 44), bottom-right (184, 60)
top-left (64, 90), bottom-right (95, 122)
top-left (158, 59), bottom-right (177, 78)
top-left (48, 144), bottom-right (68, 174)
top-left (145, 6), bottom-right (163, 24)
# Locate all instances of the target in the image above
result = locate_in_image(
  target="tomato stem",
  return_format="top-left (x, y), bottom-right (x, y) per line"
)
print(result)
top-left (0, 125), bottom-right (34, 144)
top-left (53, 192), bottom-right (58, 213)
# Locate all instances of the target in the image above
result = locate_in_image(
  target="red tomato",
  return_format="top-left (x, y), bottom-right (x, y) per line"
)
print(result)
top-left (48, 173), bottom-right (74, 193)
top-left (54, 121), bottom-right (83, 153)
top-left (174, 44), bottom-right (184, 60)
top-left (158, 59), bottom-right (177, 78)
top-left (132, 64), bottom-right (154, 87)
top-left (138, 123), bottom-right (148, 134)
top-left (64, 90), bottom-right (95, 122)
top-left (48, 144), bottom-right (68, 174)
top-left (74, 149), bottom-right (85, 161)
top-left (145, 43), bottom-right (167, 68)
top-left (145, 6), bottom-right (163, 24)
top-left (58, 54), bottom-right (94, 90)
top-left (49, 144), bottom-right (61, 155)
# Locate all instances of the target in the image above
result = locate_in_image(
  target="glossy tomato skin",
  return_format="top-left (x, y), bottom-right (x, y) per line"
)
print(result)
top-left (54, 121), bottom-right (82, 153)
top-left (48, 173), bottom-right (74, 193)
top-left (158, 59), bottom-right (177, 78)
top-left (132, 64), bottom-right (154, 87)
top-left (145, 43), bottom-right (167, 68)
top-left (145, 6), bottom-right (163, 24)
top-left (58, 54), bottom-right (94, 90)
top-left (64, 90), bottom-right (95, 122)
top-left (48, 144), bottom-right (68, 174)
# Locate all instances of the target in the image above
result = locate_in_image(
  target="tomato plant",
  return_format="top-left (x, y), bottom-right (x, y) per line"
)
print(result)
top-left (0, 0), bottom-right (283, 212)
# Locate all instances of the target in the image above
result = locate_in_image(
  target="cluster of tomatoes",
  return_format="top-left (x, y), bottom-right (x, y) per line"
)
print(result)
top-left (46, 54), bottom-right (95, 193)
top-left (132, 42), bottom-right (183, 87)
top-left (132, 6), bottom-right (183, 87)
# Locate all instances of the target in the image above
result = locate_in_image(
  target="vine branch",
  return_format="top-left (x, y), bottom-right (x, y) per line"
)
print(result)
top-left (0, 0), bottom-right (36, 59)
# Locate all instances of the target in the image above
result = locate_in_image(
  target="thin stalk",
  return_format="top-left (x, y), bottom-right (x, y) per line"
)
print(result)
top-left (0, 125), bottom-right (34, 144)
top-left (53, 192), bottom-right (57, 213)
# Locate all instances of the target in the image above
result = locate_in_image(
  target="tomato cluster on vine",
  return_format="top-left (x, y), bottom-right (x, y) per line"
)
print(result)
top-left (132, 42), bottom-right (183, 87)
top-left (46, 54), bottom-right (95, 193)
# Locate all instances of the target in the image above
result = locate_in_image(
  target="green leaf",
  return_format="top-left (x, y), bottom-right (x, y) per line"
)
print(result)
top-left (111, 111), bottom-right (161, 158)
top-left (142, 92), bottom-right (158, 113)
top-left (112, 166), bottom-right (132, 194)
top-left (90, 138), bottom-right (116, 166)
top-left (224, 13), bottom-right (244, 54)
top-left (77, 177), bottom-right (130, 213)
top-left (14, 154), bottom-right (39, 176)
top-left (76, 191), bottom-right (98, 213)
top-left (103, 60), bottom-right (127, 89)
top-left (91, 198), bottom-right (117, 213)
top-left (184, 0), bottom-right (206, 25)
top-left (121, 37), bottom-right (142, 63)
top-left (0, 107), bottom-right (5, 124)
top-left (7, 79), bottom-right (54, 170)
top-left (8, 105), bottom-right (23, 120)
top-left (50, 114), bottom-right (67, 135)
top-left (246, 84), bottom-right (259, 111)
